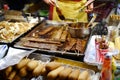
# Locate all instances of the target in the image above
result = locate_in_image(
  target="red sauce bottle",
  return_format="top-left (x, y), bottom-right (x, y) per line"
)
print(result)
top-left (100, 55), bottom-right (112, 80)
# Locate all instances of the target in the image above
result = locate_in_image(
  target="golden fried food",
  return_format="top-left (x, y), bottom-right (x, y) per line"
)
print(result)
top-left (8, 71), bottom-right (16, 80)
top-left (27, 60), bottom-right (39, 71)
top-left (78, 70), bottom-right (89, 80)
top-left (19, 66), bottom-right (27, 77)
top-left (16, 58), bottom-right (30, 69)
top-left (46, 62), bottom-right (62, 71)
top-left (5, 66), bottom-right (13, 77)
top-left (47, 66), bottom-right (64, 80)
top-left (33, 63), bottom-right (45, 76)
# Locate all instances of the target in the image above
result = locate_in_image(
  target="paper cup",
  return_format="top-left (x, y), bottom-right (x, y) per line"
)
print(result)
top-left (98, 48), bottom-right (109, 63)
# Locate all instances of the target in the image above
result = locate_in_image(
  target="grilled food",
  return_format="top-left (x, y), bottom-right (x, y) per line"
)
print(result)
top-left (39, 26), bottom-right (54, 35)
top-left (60, 30), bottom-right (68, 42)
top-left (23, 41), bottom-right (58, 51)
top-left (51, 27), bottom-right (63, 41)
top-left (64, 38), bottom-right (77, 51)
top-left (76, 39), bottom-right (86, 53)
top-left (22, 37), bottom-right (61, 45)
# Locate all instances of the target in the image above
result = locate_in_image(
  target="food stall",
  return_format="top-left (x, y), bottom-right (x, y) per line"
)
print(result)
top-left (0, 0), bottom-right (119, 80)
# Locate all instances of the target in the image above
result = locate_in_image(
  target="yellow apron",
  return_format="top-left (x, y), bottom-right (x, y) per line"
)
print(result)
top-left (51, 0), bottom-right (88, 22)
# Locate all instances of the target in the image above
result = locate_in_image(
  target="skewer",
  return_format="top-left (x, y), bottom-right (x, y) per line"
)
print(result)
top-left (77, 50), bottom-right (80, 56)
top-left (61, 50), bottom-right (67, 55)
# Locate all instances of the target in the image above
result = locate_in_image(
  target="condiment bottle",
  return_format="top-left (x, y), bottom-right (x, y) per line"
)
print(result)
top-left (100, 54), bottom-right (112, 80)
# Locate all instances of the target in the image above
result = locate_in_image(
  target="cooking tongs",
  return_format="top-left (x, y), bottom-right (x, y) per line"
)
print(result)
top-left (54, 0), bottom-right (65, 20)
top-left (79, 0), bottom-right (106, 12)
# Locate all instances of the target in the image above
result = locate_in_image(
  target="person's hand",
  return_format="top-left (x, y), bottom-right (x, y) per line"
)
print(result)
top-left (84, 0), bottom-right (94, 13)
top-left (85, 3), bottom-right (93, 13)
top-left (43, 0), bottom-right (55, 6)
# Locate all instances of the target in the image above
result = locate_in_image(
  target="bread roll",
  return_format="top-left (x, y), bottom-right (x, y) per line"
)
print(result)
top-left (68, 69), bottom-right (80, 80)
top-left (56, 77), bottom-right (61, 80)
top-left (19, 66), bottom-right (27, 77)
top-left (87, 76), bottom-right (91, 80)
top-left (27, 60), bottom-right (38, 71)
top-left (46, 62), bottom-right (61, 71)
top-left (78, 70), bottom-right (89, 80)
top-left (57, 67), bottom-right (72, 80)
top-left (5, 66), bottom-right (12, 77)
top-left (16, 58), bottom-right (30, 69)
top-left (47, 66), bottom-right (64, 80)
top-left (8, 71), bottom-right (16, 80)
top-left (13, 75), bottom-right (21, 80)
top-left (33, 63), bottom-right (45, 76)
top-left (41, 67), bottom-right (48, 76)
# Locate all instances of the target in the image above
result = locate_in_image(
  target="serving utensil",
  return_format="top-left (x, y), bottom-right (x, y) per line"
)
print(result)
top-left (86, 13), bottom-right (97, 28)
top-left (54, 0), bottom-right (65, 20)
top-left (55, 0), bottom-right (77, 21)
top-left (56, 7), bottom-right (65, 20)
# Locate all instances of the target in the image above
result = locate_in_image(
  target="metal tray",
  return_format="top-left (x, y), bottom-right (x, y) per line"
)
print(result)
top-left (0, 20), bottom-right (41, 45)
top-left (26, 53), bottom-right (97, 80)
top-left (0, 52), bottom-right (98, 80)
top-left (28, 53), bottom-right (96, 80)
top-left (14, 20), bottom-right (91, 56)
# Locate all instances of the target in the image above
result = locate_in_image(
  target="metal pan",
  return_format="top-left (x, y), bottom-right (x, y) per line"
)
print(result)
top-left (14, 20), bottom-right (92, 56)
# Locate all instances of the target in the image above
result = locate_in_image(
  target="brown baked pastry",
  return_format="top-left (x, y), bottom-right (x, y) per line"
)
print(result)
top-left (67, 69), bottom-right (80, 80)
top-left (27, 60), bottom-right (39, 71)
top-left (57, 67), bottom-right (72, 80)
top-left (45, 62), bottom-right (62, 71)
top-left (41, 67), bottom-right (48, 76)
top-left (78, 70), bottom-right (89, 80)
top-left (47, 66), bottom-right (64, 80)
top-left (32, 63), bottom-right (45, 76)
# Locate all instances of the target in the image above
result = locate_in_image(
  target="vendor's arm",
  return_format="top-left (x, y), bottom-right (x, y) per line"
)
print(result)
top-left (43, 0), bottom-right (55, 6)
top-left (85, 0), bottom-right (94, 13)
top-left (43, 0), bottom-right (94, 13)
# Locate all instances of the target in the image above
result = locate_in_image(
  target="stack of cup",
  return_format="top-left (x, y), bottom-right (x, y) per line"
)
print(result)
top-left (95, 37), bottom-right (109, 63)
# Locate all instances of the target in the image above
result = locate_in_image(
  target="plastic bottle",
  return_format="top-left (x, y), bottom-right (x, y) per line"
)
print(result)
top-left (100, 54), bottom-right (112, 80)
